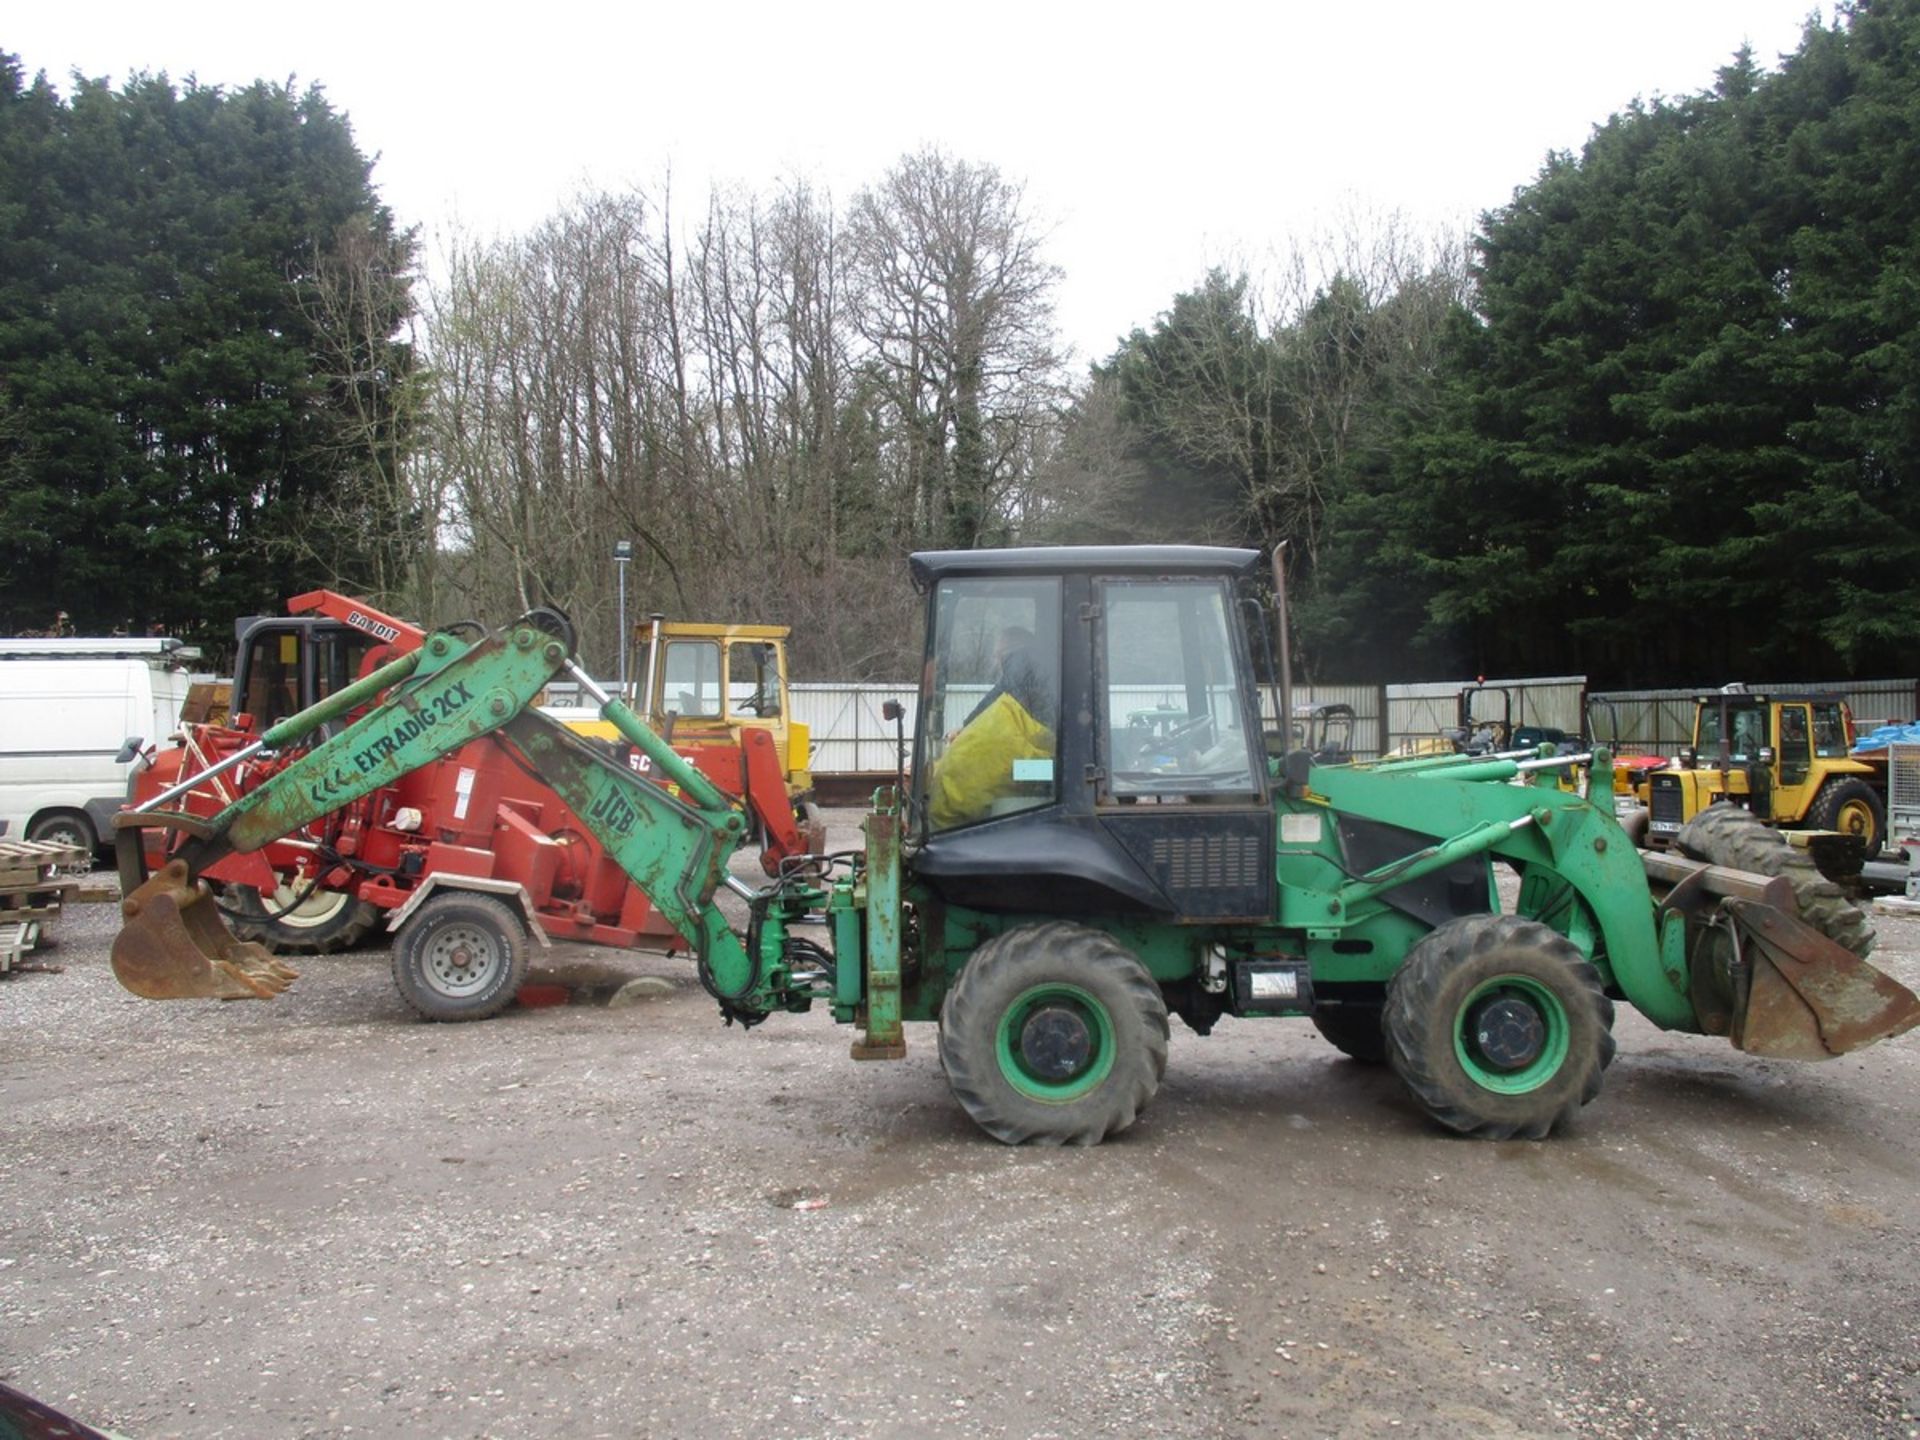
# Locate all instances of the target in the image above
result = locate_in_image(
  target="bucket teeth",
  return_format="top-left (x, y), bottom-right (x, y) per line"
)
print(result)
top-left (111, 860), bottom-right (300, 1002)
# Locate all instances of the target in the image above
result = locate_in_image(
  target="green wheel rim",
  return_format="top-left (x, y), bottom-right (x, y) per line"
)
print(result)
top-left (1453, 975), bottom-right (1570, 1094)
top-left (995, 983), bottom-right (1116, 1102)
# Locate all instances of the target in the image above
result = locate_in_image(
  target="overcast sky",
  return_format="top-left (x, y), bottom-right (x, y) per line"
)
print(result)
top-left (8, 1), bottom-right (1831, 363)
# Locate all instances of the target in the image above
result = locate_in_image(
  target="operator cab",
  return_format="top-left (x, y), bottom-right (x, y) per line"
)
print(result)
top-left (907, 546), bottom-right (1273, 923)
top-left (231, 617), bottom-right (387, 731)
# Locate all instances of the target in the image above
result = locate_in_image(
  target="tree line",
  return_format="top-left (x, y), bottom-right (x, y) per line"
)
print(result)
top-left (3, 1), bottom-right (1917, 687)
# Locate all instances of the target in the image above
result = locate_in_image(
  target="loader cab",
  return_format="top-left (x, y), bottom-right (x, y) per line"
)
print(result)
top-left (907, 546), bottom-right (1273, 922)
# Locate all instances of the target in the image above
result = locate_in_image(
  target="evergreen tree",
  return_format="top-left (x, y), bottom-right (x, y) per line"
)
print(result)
top-left (1345, 1), bottom-right (1920, 684)
top-left (0, 57), bottom-right (414, 646)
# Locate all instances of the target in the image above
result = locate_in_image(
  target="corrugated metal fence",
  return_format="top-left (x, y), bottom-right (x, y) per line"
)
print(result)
top-left (729, 676), bottom-right (1919, 774)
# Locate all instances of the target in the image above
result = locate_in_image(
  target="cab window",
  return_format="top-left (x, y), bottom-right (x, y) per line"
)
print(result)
top-left (314, 631), bottom-right (380, 702)
top-left (662, 640), bottom-right (722, 718)
top-left (242, 632), bottom-right (302, 728)
top-left (1100, 579), bottom-right (1258, 799)
top-left (1777, 704), bottom-right (1813, 783)
top-left (1811, 703), bottom-right (1849, 758)
top-left (1700, 705), bottom-right (1768, 762)
top-left (918, 578), bottom-right (1060, 832)
top-left (727, 641), bottom-right (782, 719)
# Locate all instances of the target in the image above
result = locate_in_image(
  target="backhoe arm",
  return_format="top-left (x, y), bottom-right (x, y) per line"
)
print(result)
top-left (507, 666), bottom-right (795, 1023)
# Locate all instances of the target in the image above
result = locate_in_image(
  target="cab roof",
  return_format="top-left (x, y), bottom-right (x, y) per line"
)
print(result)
top-left (909, 545), bottom-right (1262, 590)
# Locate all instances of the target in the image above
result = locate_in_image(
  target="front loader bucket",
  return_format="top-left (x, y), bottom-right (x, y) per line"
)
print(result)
top-left (111, 859), bottom-right (299, 1001)
top-left (1717, 897), bottom-right (1920, 1061)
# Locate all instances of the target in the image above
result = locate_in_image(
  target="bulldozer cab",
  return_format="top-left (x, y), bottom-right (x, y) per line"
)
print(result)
top-left (1456, 682), bottom-right (1514, 753)
top-left (1649, 690), bottom-right (1885, 856)
top-left (1290, 702), bottom-right (1356, 764)
top-left (906, 546), bottom-right (1273, 922)
top-left (632, 620), bottom-right (808, 796)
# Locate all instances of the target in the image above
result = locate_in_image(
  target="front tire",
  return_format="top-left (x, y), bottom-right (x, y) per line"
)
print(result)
top-left (1385, 915), bottom-right (1616, 1139)
top-left (1807, 778), bottom-right (1885, 860)
top-left (938, 922), bottom-right (1169, 1146)
top-left (391, 893), bottom-right (530, 1022)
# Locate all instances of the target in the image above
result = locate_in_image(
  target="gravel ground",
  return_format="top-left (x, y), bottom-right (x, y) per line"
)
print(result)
top-left (4, 812), bottom-right (1919, 1440)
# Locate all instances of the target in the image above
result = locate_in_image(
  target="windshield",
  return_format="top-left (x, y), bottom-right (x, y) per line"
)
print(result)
top-left (662, 640), bottom-right (722, 718)
top-left (1100, 579), bottom-right (1258, 798)
top-left (1698, 703), bottom-right (1768, 762)
top-left (917, 577), bottom-right (1061, 832)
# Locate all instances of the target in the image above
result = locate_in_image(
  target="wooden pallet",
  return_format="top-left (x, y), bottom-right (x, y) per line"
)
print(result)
top-left (0, 838), bottom-right (90, 888)
top-left (0, 918), bottom-right (40, 974)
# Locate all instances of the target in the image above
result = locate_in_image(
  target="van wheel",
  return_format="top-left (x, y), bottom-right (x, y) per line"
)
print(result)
top-left (27, 812), bottom-right (96, 874)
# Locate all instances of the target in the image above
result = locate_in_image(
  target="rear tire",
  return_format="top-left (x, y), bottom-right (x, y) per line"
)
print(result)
top-left (1385, 915), bottom-right (1616, 1139)
top-left (1311, 1001), bottom-right (1388, 1064)
top-left (1677, 803), bottom-right (1874, 958)
top-left (1806, 778), bottom-right (1886, 860)
top-left (391, 893), bottom-right (529, 1022)
top-left (227, 877), bottom-right (381, 955)
top-left (938, 922), bottom-right (1168, 1146)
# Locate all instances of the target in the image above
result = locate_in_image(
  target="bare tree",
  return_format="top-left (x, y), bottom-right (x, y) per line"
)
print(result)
top-left (295, 215), bottom-right (432, 610)
top-left (846, 149), bottom-right (1067, 548)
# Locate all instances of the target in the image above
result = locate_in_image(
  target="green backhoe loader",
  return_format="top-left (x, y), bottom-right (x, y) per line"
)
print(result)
top-left (111, 548), bottom-right (1920, 1144)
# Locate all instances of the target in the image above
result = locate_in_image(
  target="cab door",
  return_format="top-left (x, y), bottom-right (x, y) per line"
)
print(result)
top-left (1771, 702), bottom-right (1817, 819)
top-left (1092, 576), bottom-right (1273, 921)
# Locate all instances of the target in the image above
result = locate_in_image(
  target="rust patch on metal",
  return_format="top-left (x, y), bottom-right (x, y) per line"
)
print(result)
top-left (1721, 896), bottom-right (1920, 1059)
top-left (111, 860), bottom-right (299, 1001)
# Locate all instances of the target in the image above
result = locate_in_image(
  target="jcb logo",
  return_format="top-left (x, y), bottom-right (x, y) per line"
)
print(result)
top-left (588, 785), bottom-right (638, 837)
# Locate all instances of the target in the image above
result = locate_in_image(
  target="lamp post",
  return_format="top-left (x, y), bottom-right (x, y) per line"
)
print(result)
top-left (613, 539), bottom-right (634, 701)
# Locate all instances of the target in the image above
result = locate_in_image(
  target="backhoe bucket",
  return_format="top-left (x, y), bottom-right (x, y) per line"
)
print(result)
top-left (1716, 897), bottom-right (1920, 1061)
top-left (111, 859), bottom-right (299, 1001)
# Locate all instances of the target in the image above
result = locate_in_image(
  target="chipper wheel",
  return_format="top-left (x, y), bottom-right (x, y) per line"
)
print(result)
top-left (1384, 915), bottom-right (1616, 1140)
top-left (390, 892), bottom-right (530, 1022)
top-left (937, 922), bottom-right (1169, 1146)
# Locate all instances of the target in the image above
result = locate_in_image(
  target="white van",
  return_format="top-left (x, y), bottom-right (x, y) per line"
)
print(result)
top-left (0, 638), bottom-right (199, 855)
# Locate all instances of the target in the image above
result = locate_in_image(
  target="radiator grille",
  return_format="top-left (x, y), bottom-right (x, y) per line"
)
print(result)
top-left (1107, 812), bottom-right (1274, 919)
top-left (1149, 833), bottom-right (1263, 891)
top-left (1649, 780), bottom-right (1683, 827)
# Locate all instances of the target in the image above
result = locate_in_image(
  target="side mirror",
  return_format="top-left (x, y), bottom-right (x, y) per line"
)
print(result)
top-left (114, 736), bottom-right (146, 765)
top-left (881, 700), bottom-right (904, 722)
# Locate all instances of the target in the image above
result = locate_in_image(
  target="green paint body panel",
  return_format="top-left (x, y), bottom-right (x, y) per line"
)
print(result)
top-left (856, 810), bottom-right (905, 1052)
